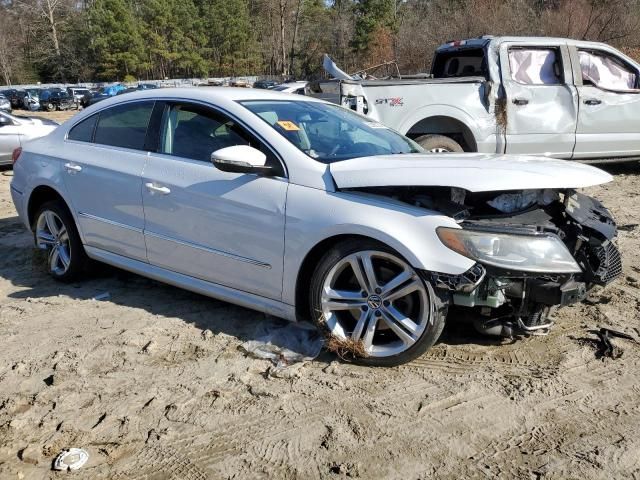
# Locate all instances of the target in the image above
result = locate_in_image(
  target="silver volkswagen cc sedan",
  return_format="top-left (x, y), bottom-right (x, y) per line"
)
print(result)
top-left (10, 88), bottom-right (621, 366)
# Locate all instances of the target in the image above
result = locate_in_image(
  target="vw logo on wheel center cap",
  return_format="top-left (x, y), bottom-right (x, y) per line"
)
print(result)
top-left (367, 294), bottom-right (382, 309)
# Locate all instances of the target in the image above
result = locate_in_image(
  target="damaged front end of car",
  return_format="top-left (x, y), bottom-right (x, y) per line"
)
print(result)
top-left (436, 188), bottom-right (621, 336)
top-left (358, 185), bottom-right (622, 337)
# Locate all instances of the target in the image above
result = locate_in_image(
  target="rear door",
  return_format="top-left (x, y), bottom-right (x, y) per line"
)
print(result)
top-left (499, 42), bottom-right (578, 157)
top-left (61, 101), bottom-right (154, 261)
top-left (570, 46), bottom-right (640, 159)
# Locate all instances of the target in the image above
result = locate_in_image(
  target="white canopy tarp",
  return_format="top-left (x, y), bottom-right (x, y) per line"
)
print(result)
top-left (579, 51), bottom-right (637, 91)
top-left (508, 49), bottom-right (560, 85)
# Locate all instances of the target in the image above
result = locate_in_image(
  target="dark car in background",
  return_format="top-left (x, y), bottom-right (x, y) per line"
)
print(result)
top-left (253, 79), bottom-right (280, 89)
top-left (0, 89), bottom-right (21, 109)
top-left (137, 83), bottom-right (159, 90)
top-left (39, 90), bottom-right (74, 111)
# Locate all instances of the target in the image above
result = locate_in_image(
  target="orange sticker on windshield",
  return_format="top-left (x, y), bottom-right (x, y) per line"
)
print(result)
top-left (276, 120), bottom-right (300, 131)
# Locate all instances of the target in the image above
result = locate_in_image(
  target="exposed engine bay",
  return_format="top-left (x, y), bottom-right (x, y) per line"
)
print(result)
top-left (346, 185), bottom-right (623, 337)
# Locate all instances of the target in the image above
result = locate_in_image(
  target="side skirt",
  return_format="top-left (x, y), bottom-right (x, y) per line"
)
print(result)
top-left (84, 245), bottom-right (297, 321)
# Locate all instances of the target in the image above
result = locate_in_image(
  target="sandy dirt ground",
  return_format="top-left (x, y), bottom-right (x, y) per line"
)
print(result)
top-left (1, 124), bottom-right (639, 478)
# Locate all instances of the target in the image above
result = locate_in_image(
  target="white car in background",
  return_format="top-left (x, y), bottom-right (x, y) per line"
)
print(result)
top-left (0, 111), bottom-right (58, 165)
top-left (10, 88), bottom-right (621, 366)
top-left (273, 81), bottom-right (308, 94)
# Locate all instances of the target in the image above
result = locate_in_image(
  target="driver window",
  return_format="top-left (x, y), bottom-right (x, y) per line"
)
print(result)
top-left (161, 103), bottom-right (283, 174)
top-left (578, 50), bottom-right (638, 90)
top-left (508, 48), bottom-right (563, 85)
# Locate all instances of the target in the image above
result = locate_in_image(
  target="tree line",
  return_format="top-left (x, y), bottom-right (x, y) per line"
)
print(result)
top-left (1, 0), bottom-right (639, 85)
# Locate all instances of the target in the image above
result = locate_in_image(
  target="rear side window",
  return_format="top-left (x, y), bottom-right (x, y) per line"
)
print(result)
top-left (508, 48), bottom-right (563, 85)
top-left (68, 114), bottom-right (98, 142)
top-left (432, 48), bottom-right (487, 79)
top-left (94, 101), bottom-right (154, 150)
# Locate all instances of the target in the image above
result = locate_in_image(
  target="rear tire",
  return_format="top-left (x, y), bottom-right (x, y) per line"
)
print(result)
top-left (46, 103), bottom-right (54, 112)
top-left (32, 200), bottom-right (89, 282)
top-left (415, 134), bottom-right (464, 153)
top-left (309, 239), bottom-right (448, 367)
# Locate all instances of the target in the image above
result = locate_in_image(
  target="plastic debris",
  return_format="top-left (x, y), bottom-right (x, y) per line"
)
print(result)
top-left (93, 292), bottom-right (111, 301)
top-left (488, 189), bottom-right (559, 213)
top-left (53, 448), bottom-right (89, 471)
top-left (594, 327), bottom-right (635, 360)
top-left (240, 320), bottom-right (323, 369)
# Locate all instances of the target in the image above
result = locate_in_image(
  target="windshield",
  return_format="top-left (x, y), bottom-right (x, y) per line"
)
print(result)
top-left (239, 100), bottom-right (422, 163)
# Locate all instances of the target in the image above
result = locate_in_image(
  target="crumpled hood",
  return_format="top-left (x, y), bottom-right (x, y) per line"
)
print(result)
top-left (329, 153), bottom-right (613, 192)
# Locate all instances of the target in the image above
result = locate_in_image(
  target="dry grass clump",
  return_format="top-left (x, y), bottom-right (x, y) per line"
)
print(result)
top-left (325, 335), bottom-right (368, 360)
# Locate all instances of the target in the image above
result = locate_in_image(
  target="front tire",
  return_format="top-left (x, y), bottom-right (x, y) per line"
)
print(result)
top-left (33, 200), bottom-right (89, 282)
top-left (415, 134), bottom-right (464, 153)
top-left (309, 239), bottom-right (447, 367)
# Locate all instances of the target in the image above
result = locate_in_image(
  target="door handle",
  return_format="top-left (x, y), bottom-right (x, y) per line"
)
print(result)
top-left (64, 162), bottom-right (82, 173)
top-left (584, 99), bottom-right (602, 105)
top-left (512, 98), bottom-right (529, 106)
top-left (145, 182), bottom-right (171, 195)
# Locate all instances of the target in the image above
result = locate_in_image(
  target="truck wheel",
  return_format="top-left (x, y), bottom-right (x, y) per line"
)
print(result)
top-left (46, 103), bottom-right (54, 112)
top-left (415, 134), bottom-right (463, 153)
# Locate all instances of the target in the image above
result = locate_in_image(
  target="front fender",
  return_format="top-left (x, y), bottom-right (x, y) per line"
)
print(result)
top-left (282, 184), bottom-right (474, 305)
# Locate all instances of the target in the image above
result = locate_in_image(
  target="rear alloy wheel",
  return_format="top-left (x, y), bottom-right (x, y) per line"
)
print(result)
top-left (310, 240), bottom-right (447, 367)
top-left (414, 134), bottom-right (464, 153)
top-left (46, 103), bottom-right (54, 112)
top-left (33, 200), bottom-right (89, 281)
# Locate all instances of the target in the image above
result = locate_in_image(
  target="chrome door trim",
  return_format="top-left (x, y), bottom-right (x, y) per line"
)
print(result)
top-left (78, 212), bottom-right (144, 233)
top-left (144, 229), bottom-right (272, 269)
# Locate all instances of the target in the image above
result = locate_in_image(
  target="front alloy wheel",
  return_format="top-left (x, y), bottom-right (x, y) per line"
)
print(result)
top-left (311, 240), bottom-right (447, 366)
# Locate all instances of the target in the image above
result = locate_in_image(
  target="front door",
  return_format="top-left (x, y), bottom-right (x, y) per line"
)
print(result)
top-left (572, 46), bottom-right (640, 159)
top-left (499, 43), bottom-right (578, 158)
top-left (142, 101), bottom-right (288, 300)
top-left (61, 101), bottom-right (155, 261)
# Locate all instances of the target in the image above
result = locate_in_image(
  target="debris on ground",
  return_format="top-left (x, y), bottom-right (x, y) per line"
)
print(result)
top-left (240, 321), bottom-right (323, 369)
top-left (325, 336), bottom-right (367, 361)
top-left (594, 327), bottom-right (636, 360)
top-left (201, 329), bottom-right (214, 340)
top-left (53, 448), bottom-right (89, 471)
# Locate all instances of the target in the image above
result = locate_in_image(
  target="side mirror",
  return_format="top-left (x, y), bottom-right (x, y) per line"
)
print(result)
top-left (0, 116), bottom-right (11, 127)
top-left (211, 145), bottom-right (273, 175)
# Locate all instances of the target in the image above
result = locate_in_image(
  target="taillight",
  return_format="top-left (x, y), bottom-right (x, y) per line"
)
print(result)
top-left (11, 147), bottom-right (22, 165)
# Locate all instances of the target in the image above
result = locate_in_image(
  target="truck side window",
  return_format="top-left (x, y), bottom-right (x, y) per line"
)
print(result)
top-left (432, 48), bottom-right (487, 79)
top-left (508, 48), bottom-right (563, 85)
top-left (578, 50), bottom-right (638, 91)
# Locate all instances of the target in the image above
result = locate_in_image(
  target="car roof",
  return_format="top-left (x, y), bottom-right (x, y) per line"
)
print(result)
top-left (86, 86), bottom-right (322, 105)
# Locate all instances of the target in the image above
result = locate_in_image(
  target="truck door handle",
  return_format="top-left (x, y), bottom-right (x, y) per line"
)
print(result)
top-left (64, 162), bottom-right (82, 173)
top-left (584, 99), bottom-right (602, 105)
top-left (512, 98), bottom-right (529, 106)
top-left (145, 182), bottom-right (171, 195)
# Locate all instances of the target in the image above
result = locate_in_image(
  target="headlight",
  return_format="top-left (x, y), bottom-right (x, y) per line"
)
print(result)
top-left (437, 227), bottom-right (581, 273)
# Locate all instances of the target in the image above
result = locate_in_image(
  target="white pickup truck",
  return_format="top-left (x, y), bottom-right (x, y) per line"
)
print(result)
top-left (309, 36), bottom-right (640, 162)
